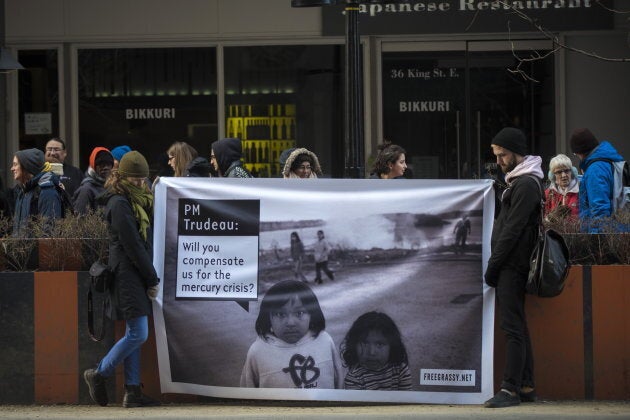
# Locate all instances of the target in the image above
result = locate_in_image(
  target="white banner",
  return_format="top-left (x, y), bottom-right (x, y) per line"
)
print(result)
top-left (152, 178), bottom-right (495, 404)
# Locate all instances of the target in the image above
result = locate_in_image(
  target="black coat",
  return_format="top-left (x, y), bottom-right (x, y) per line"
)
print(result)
top-left (486, 175), bottom-right (541, 283)
top-left (103, 192), bottom-right (159, 321)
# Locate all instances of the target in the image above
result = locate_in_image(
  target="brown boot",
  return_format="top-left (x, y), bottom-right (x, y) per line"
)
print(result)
top-left (122, 384), bottom-right (161, 408)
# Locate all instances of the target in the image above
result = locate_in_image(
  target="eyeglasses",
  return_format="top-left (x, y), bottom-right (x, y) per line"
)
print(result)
top-left (553, 168), bottom-right (571, 175)
top-left (297, 165), bottom-right (312, 171)
top-left (46, 147), bottom-right (63, 153)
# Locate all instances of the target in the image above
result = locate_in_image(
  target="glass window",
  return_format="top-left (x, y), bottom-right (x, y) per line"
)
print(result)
top-left (77, 47), bottom-right (217, 178)
top-left (382, 48), bottom-right (554, 179)
top-left (224, 45), bottom-right (344, 178)
top-left (18, 49), bottom-right (60, 151)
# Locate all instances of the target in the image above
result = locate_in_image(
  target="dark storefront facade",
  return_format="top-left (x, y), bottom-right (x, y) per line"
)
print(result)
top-left (5, 0), bottom-right (628, 182)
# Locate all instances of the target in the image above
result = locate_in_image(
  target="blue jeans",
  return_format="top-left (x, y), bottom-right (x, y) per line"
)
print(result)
top-left (96, 316), bottom-right (148, 385)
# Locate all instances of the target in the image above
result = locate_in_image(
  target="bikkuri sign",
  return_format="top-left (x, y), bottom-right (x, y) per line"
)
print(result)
top-left (322, 0), bottom-right (614, 36)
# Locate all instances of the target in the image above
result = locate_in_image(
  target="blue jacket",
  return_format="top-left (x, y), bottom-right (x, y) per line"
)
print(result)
top-left (13, 171), bottom-right (63, 236)
top-left (578, 141), bottom-right (624, 231)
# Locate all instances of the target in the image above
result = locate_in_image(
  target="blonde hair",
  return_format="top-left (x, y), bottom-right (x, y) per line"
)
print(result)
top-left (167, 141), bottom-right (198, 177)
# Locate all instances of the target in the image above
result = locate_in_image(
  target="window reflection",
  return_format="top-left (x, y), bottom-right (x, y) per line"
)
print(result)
top-left (78, 47), bottom-right (217, 179)
top-left (224, 45), bottom-right (344, 177)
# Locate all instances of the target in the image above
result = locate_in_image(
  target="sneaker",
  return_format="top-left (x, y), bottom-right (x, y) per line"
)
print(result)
top-left (519, 388), bottom-right (537, 402)
top-left (84, 368), bottom-right (108, 406)
top-left (484, 389), bottom-right (520, 408)
top-left (123, 384), bottom-right (161, 408)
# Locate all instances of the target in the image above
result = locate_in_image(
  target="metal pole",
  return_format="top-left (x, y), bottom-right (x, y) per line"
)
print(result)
top-left (344, 1), bottom-right (364, 178)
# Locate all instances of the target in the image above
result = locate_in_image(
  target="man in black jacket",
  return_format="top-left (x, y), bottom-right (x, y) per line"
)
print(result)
top-left (45, 137), bottom-right (85, 198)
top-left (484, 127), bottom-right (544, 408)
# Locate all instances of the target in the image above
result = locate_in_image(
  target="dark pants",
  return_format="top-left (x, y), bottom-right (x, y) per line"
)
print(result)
top-left (496, 267), bottom-right (535, 393)
top-left (315, 261), bottom-right (334, 281)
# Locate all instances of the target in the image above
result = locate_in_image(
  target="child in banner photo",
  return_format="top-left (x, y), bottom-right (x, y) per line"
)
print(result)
top-left (340, 311), bottom-right (412, 390)
top-left (240, 280), bottom-right (343, 389)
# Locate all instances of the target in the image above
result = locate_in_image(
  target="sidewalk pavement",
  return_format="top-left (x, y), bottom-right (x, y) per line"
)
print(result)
top-left (1, 400), bottom-right (629, 420)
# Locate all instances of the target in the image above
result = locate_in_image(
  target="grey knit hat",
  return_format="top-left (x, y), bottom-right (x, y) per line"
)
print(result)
top-left (15, 148), bottom-right (45, 176)
top-left (118, 150), bottom-right (149, 178)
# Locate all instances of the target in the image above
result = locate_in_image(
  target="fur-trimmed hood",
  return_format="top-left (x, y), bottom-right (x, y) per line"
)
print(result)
top-left (282, 148), bottom-right (323, 178)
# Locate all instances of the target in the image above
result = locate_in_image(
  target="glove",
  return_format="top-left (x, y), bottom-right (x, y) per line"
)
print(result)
top-left (147, 285), bottom-right (159, 300)
top-left (484, 267), bottom-right (498, 288)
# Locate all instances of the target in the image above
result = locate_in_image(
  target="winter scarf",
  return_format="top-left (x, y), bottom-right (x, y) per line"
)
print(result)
top-left (121, 179), bottom-right (153, 241)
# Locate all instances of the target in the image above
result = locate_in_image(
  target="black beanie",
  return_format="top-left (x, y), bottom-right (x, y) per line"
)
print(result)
top-left (94, 150), bottom-right (114, 167)
top-left (491, 128), bottom-right (528, 156)
top-left (15, 148), bottom-right (45, 176)
top-left (118, 151), bottom-right (149, 178)
top-left (570, 128), bottom-right (599, 154)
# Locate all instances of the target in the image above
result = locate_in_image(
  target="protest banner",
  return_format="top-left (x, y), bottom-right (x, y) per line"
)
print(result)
top-left (153, 178), bottom-right (495, 404)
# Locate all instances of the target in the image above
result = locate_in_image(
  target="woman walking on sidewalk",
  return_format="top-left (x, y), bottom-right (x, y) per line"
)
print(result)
top-left (83, 151), bottom-right (160, 408)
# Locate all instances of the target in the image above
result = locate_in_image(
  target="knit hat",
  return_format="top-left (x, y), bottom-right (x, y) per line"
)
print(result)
top-left (570, 128), bottom-right (599, 154)
top-left (111, 145), bottom-right (132, 161)
top-left (491, 127), bottom-right (528, 156)
top-left (89, 147), bottom-right (113, 169)
top-left (118, 151), bottom-right (149, 178)
top-left (15, 148), bottom-right (45, 176)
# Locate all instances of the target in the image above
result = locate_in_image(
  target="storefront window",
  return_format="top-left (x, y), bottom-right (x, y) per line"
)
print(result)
top-left (382, 46), bottom-right (554, 179)
top-left (224, 45), bottom-right (344, 177)
top-left (78, 47), bottom-right (217, 177)
top-left (18, 49), bottom-right (59, 151)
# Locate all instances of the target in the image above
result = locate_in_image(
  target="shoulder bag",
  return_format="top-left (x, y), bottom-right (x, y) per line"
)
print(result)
top-left (526, 177), bottom-right (571, 297)
top-left (87, 261), bottom-right (113, 341)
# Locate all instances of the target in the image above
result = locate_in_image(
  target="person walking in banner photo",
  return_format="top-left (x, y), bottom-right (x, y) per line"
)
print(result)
top-left (341, 311), bottom-right (412, 391)
top-left (290, 231), bottom-right (308, 283)
top-left (544, 154), bottom-right (579, 223)
top-left (240, 280), bottom-right (343, 389)
top-left (453, 215), bottom-right (471, 254)
top-left (313, 229), bottom-right (335, 284)
top-left (484, 127), bottom-right (543, 408)
top-left (83, 151), bottom-right (160, 408)
top-left (370, 142), bottom-right (407, 179)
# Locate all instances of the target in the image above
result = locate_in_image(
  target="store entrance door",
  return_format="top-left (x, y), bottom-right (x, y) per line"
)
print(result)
top-left (381, 40), bottom-right (554, 179)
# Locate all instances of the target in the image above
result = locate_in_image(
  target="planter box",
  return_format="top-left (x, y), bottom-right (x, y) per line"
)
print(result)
top-left (494, 265), bottom-right (630, 400)
top-left (0, 265), bottom-right (628, 404)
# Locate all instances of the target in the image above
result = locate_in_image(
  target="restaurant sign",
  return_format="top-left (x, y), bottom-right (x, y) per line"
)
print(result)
top-left (322, 0), bottom-right (614, 36)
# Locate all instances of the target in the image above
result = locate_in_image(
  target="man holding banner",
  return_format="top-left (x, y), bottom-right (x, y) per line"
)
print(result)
top-left (484, 128), bottom-right (543, 408)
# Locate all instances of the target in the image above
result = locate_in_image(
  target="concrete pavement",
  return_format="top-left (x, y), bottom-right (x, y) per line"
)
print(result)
top-left (1, 400), bottom-right (630, 419)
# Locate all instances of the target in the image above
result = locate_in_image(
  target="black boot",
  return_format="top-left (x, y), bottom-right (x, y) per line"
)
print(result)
top-left (83, 368), bottom-right (108, 406)
top-left (123, 384), bottom-right (161, 408)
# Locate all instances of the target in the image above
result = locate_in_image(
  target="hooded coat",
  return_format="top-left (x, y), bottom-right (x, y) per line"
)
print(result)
top-left (13, 148), bottom-right (64, 236)
top-left (72, 147), bottom-right (113, 214)
top-left (578, 141), bottom-right (624, 224)
top-left (485, 156), bottom-right (544, 285)
top-left (282, 148), bottom-right (323, 179)
top-left (102, 191), bottom-right (159, 321)
top-left (211, 138), bottom-right (252, 178)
